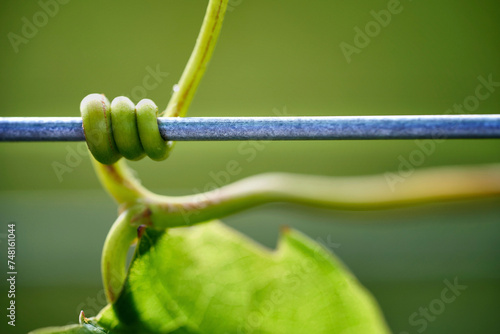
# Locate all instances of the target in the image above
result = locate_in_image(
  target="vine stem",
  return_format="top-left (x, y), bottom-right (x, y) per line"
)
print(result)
top-left (101, 209), bottom-right (140, 302)
top-left (98, 0), bottom-right (229, 303)
top-left (141, 163), bottom-right (500, 228)
top-left (93, 0), bottom-right (499, 305)
top-left (163, 0), bottom-right (228, 118)
top-left (98, 159), bottom-right (500, 301)
top-left (91, 157), bottom-right (153, 206)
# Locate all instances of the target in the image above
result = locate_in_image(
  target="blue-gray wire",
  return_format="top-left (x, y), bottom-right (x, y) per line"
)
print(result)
top-left (0, 115), bottom-right (499, 141)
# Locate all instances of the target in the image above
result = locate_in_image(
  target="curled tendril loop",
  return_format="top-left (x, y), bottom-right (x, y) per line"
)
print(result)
top-left (80, 93), bottom-right (172, 164)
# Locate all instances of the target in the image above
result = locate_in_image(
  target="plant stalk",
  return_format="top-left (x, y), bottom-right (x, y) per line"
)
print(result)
top-left (143, 163), bottom-right (500, 228)
top-left (163, 0), bottom-right (228, 118)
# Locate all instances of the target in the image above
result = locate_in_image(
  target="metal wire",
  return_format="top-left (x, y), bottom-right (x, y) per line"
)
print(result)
top-left (0, 115), bottom-right (499, 141)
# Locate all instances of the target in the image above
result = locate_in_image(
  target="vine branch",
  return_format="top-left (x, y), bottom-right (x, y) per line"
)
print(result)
top-left (100, 161), bottom-right (500, 301)
top-left (101, 209), bottom-right (140, 302)
top-left (163, 0), bottom-right (228, 118)
top-left (98, 0), bottom-right (229, 302)
top-left (143, 163), bottom-right (500, 228)
top-left (91, 0), bottom-right (500, 306)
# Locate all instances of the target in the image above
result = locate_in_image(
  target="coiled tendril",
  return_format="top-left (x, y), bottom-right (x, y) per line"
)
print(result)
top-left (80, 93), bottom-right (172, 165)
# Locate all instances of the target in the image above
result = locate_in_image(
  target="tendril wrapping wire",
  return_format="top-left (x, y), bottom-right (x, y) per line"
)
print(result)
top-left (80, 93), bottom-right (172, 164)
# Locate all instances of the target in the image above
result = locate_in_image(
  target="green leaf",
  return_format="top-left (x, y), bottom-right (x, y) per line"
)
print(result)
top-left (103, 221), bottom-right (389, 333)
top-left (32, 221), bottom-right (390, 333)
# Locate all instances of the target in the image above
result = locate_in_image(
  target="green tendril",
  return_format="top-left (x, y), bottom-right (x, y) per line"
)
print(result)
top-left (90, 0), bottom-right (230, 302)
top-left (80, 94), bottom-right (120, 165)
top-left (110, 97), bottom-right (145, 161)
top-left (81, 0), bottom-right (228, 165)
top-left (136, 99), bottom-right (172, 161)
top-left (81, 94), bottom-right (172, 164)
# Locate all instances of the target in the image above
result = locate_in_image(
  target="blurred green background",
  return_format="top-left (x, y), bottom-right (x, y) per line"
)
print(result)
top-left (1, 0), bottom-right (499, 333)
